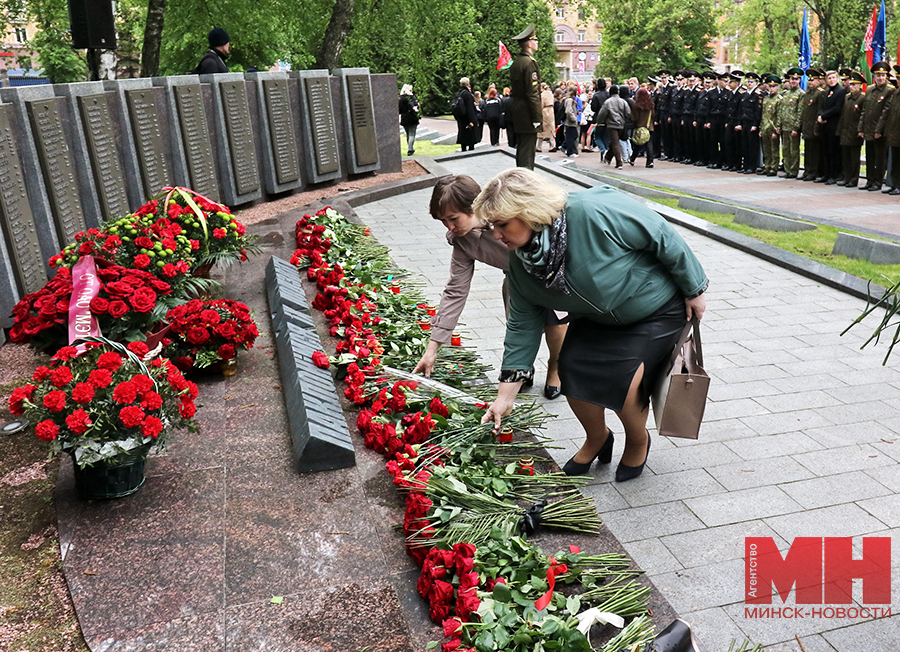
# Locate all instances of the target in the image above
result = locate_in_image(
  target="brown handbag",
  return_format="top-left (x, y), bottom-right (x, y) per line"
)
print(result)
top-left (651, 317), bottom-right (709, 439)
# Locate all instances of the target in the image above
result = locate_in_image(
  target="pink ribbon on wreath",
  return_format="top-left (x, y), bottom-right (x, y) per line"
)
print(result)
top-left (534, 557), bottom-right (569, 611)
top-left (68, 255), bottom-right (102, 351)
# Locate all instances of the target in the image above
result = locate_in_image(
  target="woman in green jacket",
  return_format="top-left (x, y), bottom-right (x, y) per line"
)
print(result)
top-left (475, 168), bottom-right (708, 481)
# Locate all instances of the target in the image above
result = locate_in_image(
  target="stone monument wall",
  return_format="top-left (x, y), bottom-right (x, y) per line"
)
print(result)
top-left (0, 70), bottom-right (401, 333)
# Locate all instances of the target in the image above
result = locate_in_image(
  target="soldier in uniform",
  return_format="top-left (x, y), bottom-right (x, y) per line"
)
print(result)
top-left (693, 71), bottom-right (715, 166)
top-left (884, 66), bottom-right (900, 194)
top-left (760, 75), bottom-right (782, 176)
top-left (669, 71), bottom-right (686, 161)
top-left (509, 24), bottom-right (543, 170)
top-left (680, 71), bottom-right (700, 163)
top-left (799, 67), bottom-right (825, 181)
top-left (839, 71), bottom-right (866, 189)
top-left (724, 71), bottom-right (745, 171)
top-left (778, 68), bottom-right (805, 179)
top-left (739, 72), bottom-right (763, 173)
top-left (858, 60), bottom-right (895, 190)
top-left (839, 68), bottom-right (852, 91)
top-left (655, 69), bottom-right (671, 159)
top-left (708, 73), bottom-right (729, 168)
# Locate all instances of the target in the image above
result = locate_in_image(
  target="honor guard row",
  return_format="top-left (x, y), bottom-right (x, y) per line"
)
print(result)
top-left (650, 63), bottom-right (900, 191)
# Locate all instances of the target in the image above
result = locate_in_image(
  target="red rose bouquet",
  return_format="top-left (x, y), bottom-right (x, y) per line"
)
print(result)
top-left (9, 262), bottom-right (172, 353)
top-left (162, 298), bottom-right (259, 370)
top-left (8, 338), bottom-right (199, 467)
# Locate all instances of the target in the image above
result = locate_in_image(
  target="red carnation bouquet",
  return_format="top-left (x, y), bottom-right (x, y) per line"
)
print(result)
top-left (9, 262), bottom-right (172, 353)
top-left (163, 298), bottom-right (259, 371)
top-left (8, 338), bottom-right (199, 467)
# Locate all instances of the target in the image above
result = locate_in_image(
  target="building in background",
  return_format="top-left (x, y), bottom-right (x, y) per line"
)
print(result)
top-left (0, 11), bottom-right (39, 72)
top-left (551, 1), bottom-right (601, 83)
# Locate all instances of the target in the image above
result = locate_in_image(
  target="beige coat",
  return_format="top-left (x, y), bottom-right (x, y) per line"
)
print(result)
top-left (540, 89), bottom-right (555, 139)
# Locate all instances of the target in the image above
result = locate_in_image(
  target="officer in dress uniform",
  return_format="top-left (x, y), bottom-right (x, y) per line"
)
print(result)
top-left (884, 66), bottom-right (900, 194)
top-left (799, 67), bottom-right (825, 181)
top-left (669, 71), bottom-right (686, 161)
top-left (680, 70), bottom-right (700, 164)
top-left (761, 74), bottom-right (782, 176)
top-left (740, 72), bottom-right (763, 173)
top-left (509, 24), bottom-right (542, 170)
top-left (692, 71), bottom-right (713, 166)
top-left (708, 73), bottom-right (729, 168)
top-left (656, 69), bottom-right (672, 159)
top-left (839, 71), bottom-right (866, 189)
top-left (724, 71), bottom-right (745, 171)
top-left (858, 60), bottom-right (895, 190)
top-left (778, 68), bottom-right (805, 179)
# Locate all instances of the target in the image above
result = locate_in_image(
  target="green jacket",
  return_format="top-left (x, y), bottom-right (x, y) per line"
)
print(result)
top-left (858, 83), bottom-right (895, 139)
top-left (777, 87), bottom-right (804, 132)
top-left (761, 93), bottom-right (780, 135)
top-left (502, 186), bottom-right (708, 371)
top-left (509, 52), bottom-right (542, 133)
top-left (800, 87), bottom-right (823, 139)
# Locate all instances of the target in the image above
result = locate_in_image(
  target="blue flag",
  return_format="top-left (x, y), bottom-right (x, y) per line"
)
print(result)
top-left (873, 0), bottom-right (886, 64)
top-left (799, 8), bottom-right (811, 90)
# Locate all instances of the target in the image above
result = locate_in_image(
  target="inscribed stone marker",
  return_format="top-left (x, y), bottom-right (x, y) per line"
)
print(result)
top-left (303, 75), bottom-right (340, 177)
top-left (263, 78), bottom-right (300, 185)
top-left (0, 104), bottom-right (45, 295)
top-left (25, 96), bottom-right (86, 244)
top-left (173, 84), bottom-right (220, 199)
top-left (125, 88), bottom-right (172, 197)
top-left (218, 79), bottom-right (260, 196)
top-left (77, 93), bottom-right (129, 220)
top-left (346, 73), bottom-right (379, 167)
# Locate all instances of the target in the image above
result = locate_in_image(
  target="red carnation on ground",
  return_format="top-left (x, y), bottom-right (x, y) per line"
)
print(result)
top-left (97, 352), bottom-right (123, 371)
top-left (71, 382), bottom-right (95, 404)
top-left (133, 254), bottom-right (151, 269)
top-left (8, 385), bottom-right (35, 415)
top-left (141, 416), bottom-right (164, 438)
top-left (43, 390), bottom-right (66, 413)
top-left (112, 381), bottom-right (138, 404)
top-left (178, 401), bottom-right (196, 418)
top-left (88, 368), bottom-right (113, 389)
top-left (50, 366), bottom-right (73, 387)
top-left (312, 351), bottom-right (330, 369)
top-left (126, 341), bottom-right (150, 357)
top-left (52, 346), bottom-right (79, 362)
top-left (140, 391), bottom-right (163, 411)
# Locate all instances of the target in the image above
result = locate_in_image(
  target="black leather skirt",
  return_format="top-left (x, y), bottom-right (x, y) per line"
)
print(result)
top-left (558, 292), bottom-right (686, 412)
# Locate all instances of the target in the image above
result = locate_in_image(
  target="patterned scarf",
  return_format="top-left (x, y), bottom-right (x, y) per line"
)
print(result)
top-left (515, 208), bottom-right (569, 294)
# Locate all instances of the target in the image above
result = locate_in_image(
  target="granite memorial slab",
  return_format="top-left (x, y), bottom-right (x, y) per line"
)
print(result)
top-left (0, 87), bottom-right (63, 264)
top-left (294, 70), bottom-right (342, 184)
top-left (199, 73), bottom-right (260, 206)
top-left (152, 76), bottom-right (221, 202)
top-left (334, 68), bottom-right (380, 174)
top-left (370, 74), bottom-right (402, 173)
top-left (104, 78), bottom-right (172, 205)
top-left (0, 103), bottom-right (46, 326)
top-left (248, 72), bottom-right (301, 195)
top-left (25, 95), bottom-right (88, 243)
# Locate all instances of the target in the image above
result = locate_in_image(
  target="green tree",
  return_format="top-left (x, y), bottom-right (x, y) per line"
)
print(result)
top-left (805, 0), bottom-right (872, 67)
top-left (588, 0), bottom-right (716, 80)
top-left (342, 0), bottom-right (557, 115)
top-left (725, 0), bottom-right (800, 73)
top-left (116, 0), bottom-right (146, 78)
top-left (2, 0), bottom-right (87, 81)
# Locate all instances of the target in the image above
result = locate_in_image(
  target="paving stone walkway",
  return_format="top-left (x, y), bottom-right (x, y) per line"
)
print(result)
top-left (355, 151), bottom-right (900, 650)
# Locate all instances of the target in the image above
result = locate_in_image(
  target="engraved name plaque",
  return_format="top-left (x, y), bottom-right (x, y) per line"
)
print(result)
top-left (126, 88), bottom-right (171, 196)
top-left (77, 93), bottom-right (129, 221)
top-left (25, 97), bottom-right (86, 244)
top-left (346, 74), bottom-right (378, 166)
top-left (219, 80), bottom-right (259, 195)
top-left (173, 84), bottom-right (220, 199)
top-left (304, 77), bottom-right (340, 175)
top-left (0, 105), bottom-right (45, 294)
top-left (263, 78), bottom-right (300, 184)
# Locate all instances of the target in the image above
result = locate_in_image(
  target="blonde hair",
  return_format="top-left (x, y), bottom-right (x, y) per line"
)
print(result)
top-left (473, 168), bottom-right (568, 231)
top-left (460, 77), bottom-right (470, 87)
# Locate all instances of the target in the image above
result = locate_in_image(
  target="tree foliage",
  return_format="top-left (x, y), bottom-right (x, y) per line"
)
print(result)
top-left (725, 0), bottom-right (799, 73)
top-left (342, 0), bottom-right (557, 115)
top-left (806, 0), bottom-right (874, 67)
top-left (6, 0), bottom-right (87, 81)
top-left (587, 0), bottom-right (717, 81)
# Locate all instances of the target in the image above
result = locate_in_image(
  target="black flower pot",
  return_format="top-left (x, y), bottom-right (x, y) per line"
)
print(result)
top-left (71, 444), bottom-right (152, 500)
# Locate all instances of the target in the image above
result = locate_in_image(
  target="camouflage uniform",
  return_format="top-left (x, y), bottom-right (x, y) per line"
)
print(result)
top-left (761, 91), bottom-right (781, 175)
top-left (777, 86), bottom-right (804, 177)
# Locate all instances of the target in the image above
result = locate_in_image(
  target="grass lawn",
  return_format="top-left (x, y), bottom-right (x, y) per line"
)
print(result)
top-left (653, 197), bottom-right (900, 288)
top-left (401, 140), bottom-right (459, 158)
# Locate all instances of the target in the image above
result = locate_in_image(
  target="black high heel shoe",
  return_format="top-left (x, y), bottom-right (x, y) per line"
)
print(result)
top-left (615, 432), bottom-right (651, 482)
top-left (563, 430), bottom-right (614, 476)
top-left (543, 384), bottom-right (562, 400)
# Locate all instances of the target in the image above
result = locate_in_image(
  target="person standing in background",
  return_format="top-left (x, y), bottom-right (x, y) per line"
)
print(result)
top-left (501, 87), bottom-right (516, 148)
top-left (858, 61), bottom-right (894, 191)
top-left (760, 75), bottom-right (782, 176)
top-left (195, 28), bottom-right (230, 74)
top-left (539, 82), bottom-right (555, 152)
top-left (509, 24), bottom-right (542, 169)
top-left (455, 78), bottom-right (478, 152)
top-left (474, 90), bottom-right (485, 144)
top-left (483, 88), bottom-right (504, 147)
top-left (839, 71), bottom-right (866, 189)
top-left (778, 68), bottom-right (805, 179)
top-left (398, 84), bottom-right (420, 157)
top-left (799, 68), bottom-right (825, 181)
top-left (740, 72), bottom-right (763, 174)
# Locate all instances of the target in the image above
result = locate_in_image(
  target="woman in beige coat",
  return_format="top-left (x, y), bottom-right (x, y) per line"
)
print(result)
top-left (538, 83), bottom-right (555, 151)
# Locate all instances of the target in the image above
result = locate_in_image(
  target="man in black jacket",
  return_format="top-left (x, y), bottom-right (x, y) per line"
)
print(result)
top-left (816, 69), bottom-right (847, 183)
top-left (708, 73), bottom-right (730, 168)
top-left (195, 28), bottom-right (230, 74)
top-left (740, 72), bottom-right (763, 173)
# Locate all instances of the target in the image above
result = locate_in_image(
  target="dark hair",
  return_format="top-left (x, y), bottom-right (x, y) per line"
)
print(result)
top-left (634, 87), bottom-right (653, 111)
top-left (596, 78), bottom-right (607, 91)
top-left (429, 175), bottom-right (482, 218)
top-left (609, 85), bottom-right (619, 96)
top-left (208, 27), bottom-right (230, 48)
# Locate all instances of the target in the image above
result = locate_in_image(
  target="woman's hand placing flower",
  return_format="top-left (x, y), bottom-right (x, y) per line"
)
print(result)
top-left (480, 382), bottom-right (521, 432)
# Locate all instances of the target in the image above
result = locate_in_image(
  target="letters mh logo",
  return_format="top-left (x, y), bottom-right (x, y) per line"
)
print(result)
top-left (745, 537), bottom-right (892, 605)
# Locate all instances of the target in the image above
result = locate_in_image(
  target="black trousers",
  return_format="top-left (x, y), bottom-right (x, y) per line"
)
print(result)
top-left (823, 122), bottom-right (842, 180)
top-left (694, 123), bottom-right (706, 163)
top-left (742, 123), bottom-right (760, 171)
top-left (865, 138), bottom-right (888, 186)
top-left (515, 131), bottom-right (537, 169)
top-left (669, 116), bottom-right (682, 158)
top-left (890, 146), bottom-right (900, 188)
top-left (802, 137), bottom-right (821, 178)
top-left (680, 119), bottom-right (693, 160)
top-left (841, 144), bottom-right (862, 186)
top-left (487, 119), bottom-right (501, 146)
top-left (709, 118), bottom-right (725, 164)
top-left (654, 112), bottom-right (666, 156)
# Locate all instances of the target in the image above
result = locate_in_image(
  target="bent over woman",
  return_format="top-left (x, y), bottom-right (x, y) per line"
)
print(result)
top-left (476, 169), bottom-right (708, 481)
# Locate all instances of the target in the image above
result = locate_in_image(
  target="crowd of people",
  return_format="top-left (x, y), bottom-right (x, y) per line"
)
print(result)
top-left (402, 62), bottom-right (900, 191)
